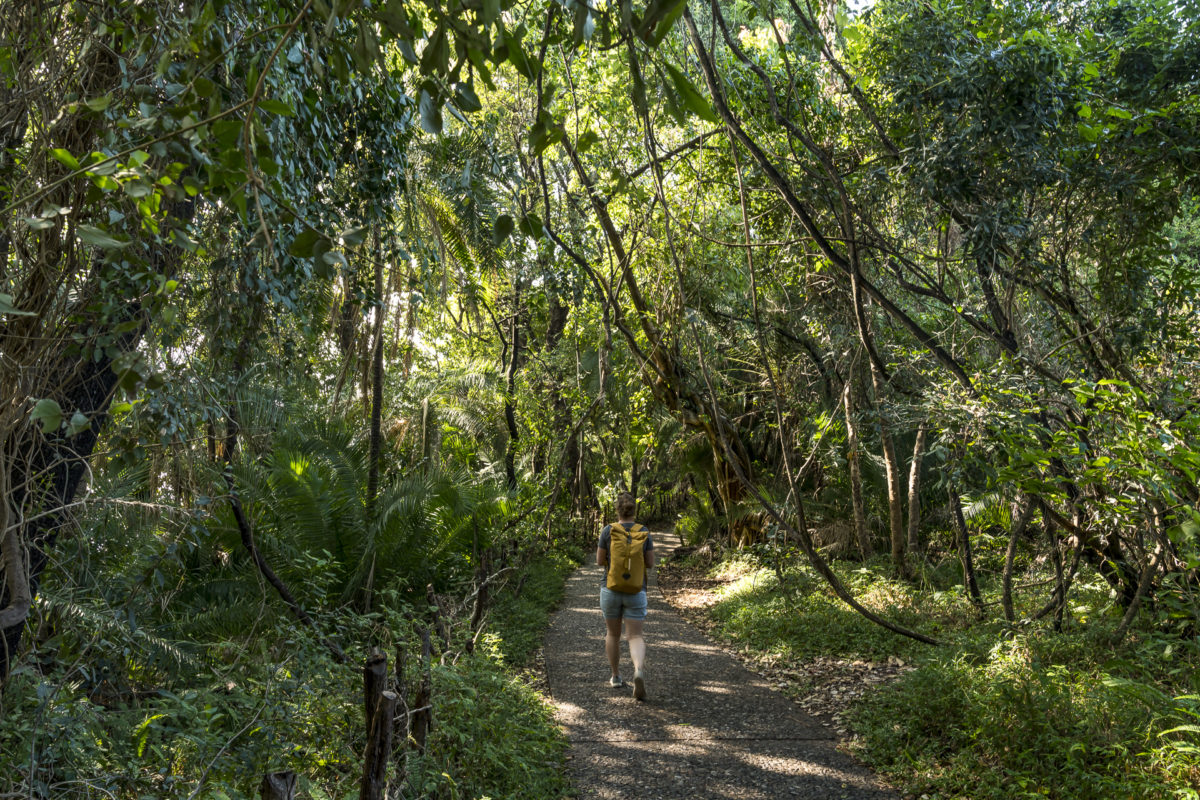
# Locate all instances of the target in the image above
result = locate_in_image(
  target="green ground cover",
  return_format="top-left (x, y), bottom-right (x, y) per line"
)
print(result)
top-left (0, 550), bottom-right (581, 800)
top-left (682, 549), bottom-right (1200, 800)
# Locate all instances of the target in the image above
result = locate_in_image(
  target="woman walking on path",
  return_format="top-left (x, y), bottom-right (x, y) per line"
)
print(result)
top-left (597, 492), bottom-right (655, 700)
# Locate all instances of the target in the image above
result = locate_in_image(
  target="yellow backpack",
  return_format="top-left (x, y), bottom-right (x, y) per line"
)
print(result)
top-left (607, 523), bottom-right (649, 593)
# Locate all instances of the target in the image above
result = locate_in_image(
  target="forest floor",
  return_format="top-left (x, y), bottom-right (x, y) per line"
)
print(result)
top-left (543, 532), bottom-right (898, 800)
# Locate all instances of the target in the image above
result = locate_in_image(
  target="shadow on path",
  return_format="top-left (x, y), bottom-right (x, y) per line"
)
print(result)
top-left (544, 533), bottom-right (898, 800)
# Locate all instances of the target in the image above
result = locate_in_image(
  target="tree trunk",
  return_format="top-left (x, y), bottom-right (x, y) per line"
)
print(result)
top-left (362, 231), bottom-right (386, 613)
top-left (359, 690), bottom-right (397, 800)
top-left (360, 650), bottom-right (395, 800)
top-left (504, 300), bottom-right (522, 491)
top-left (366, 228), bottom-right (385, 520)
top-left (842, 381), bottom-right (871, 559)
top-left (1113, 541), bottom-right (1163, 642)
top-left (411, 626), bottom-right (433, 754)
top-left (1048, 513), bottom-right (1067, 631)
top-left (363, 650), bottom-right (388, 731)
top-left (1000, 497), bottom-right (1036, 622)
top-left (878, 413), bottom-right (906, 576)
top-left (905, 424), bottom-right (928, 555)
top-left (948, 485), bottom-right (983, 611)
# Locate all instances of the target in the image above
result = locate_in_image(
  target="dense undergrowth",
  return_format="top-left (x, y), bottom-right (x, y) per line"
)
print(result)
top-left (674, 545), bottom-right (1200, 800)
top-left (0, 548), bottom-right (580, 799)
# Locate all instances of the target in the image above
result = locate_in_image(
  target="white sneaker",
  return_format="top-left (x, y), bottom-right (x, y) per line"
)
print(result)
top-left (609, 675), bottom-right (625, 688)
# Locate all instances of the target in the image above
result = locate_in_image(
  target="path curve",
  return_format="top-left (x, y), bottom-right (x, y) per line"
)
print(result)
top-left (544, 532), bottom-right (898, 800)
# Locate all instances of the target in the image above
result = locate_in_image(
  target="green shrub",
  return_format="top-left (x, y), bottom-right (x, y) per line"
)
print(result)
top-left (850, 634), bottom-right (1200, 799)
top-left (486, 549), bottom-right (581, 668)
top-left (398, 655), bottom-right (571, 800)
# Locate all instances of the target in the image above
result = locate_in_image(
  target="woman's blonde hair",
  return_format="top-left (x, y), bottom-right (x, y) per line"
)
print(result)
top-left (616, 491), bottom-right (636, 519)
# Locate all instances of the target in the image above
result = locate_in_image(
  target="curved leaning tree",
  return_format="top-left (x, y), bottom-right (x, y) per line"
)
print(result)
top-left (491, 0), bottom-right (1200, 639)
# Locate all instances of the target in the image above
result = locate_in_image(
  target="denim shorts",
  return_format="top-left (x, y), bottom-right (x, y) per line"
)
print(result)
top-left (600, 587), bottom-right (647, 620)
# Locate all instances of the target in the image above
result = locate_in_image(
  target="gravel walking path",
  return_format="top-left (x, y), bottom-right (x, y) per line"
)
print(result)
top-left (544, 532), bottom-right (898, 800)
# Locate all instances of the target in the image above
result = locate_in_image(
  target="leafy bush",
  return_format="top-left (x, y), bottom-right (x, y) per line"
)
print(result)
top-left (485, 548), bottom-right (582, 668)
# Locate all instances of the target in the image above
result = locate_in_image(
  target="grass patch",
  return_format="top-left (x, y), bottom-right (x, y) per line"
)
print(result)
top-left (701, 552), bottom-right (964, 662)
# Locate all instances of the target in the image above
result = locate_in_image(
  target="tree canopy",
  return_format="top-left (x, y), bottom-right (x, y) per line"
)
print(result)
top-left (2, 0), bottom-right (1199, 796)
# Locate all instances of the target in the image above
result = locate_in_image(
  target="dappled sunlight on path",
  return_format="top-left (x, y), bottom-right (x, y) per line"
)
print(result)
top-left (544, 532), bottom-right (898, 799)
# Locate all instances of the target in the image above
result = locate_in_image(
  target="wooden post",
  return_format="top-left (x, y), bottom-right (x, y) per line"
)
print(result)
top-left (359, 690), bottom-right (398, 800)
top-left (426, 584), bottom-right (450, 650)
top-left (363, 650), bottom-right (387, 730)
top-left (411, 626), bottom-right (433, 754)
top-left (393, 643), bottom-right (410, 790)
top-left (260, 772), bottom-right (297, 800)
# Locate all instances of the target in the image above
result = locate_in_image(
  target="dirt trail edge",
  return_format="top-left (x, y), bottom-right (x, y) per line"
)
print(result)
top-left (544, 532), bottom-right (899, 800)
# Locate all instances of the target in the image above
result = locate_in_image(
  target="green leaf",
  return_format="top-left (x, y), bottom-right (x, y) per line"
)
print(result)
top-left (572, 2), bottom-right (595, 46)
top-left (288, 228), bottom-right (322, 257)
top-left (49, 148), bottom-right (79, 170)
top-left (1105, 106), bottom-right (1132, 120)
top-left (419, 88), bottom-right (443, 134)
top-left (77, 224), bottom-right (129, 249)
top-left (0, 292), bottom-right (35, 316)
top-left (321, 250), bottom-right (349, 269)
top-left (576, 130), bottom-right (600, 152)
top-left (1160, 724), bottom-right (1200, 736)
top-left (22, 216), bottom-right (55, 231)
top-left (505, 30), bottom-right (536, 80)
top-left (31, 399), bottom-right (63, 433)
top-left (492, 214), bottom-right (514, 246)
top-left (629, 57), bottom-right (648, 118)
top-left (664, 63), bottom-right (718, 123)
top-left (84, 94), bottom-right (112, 112)
top-left (650, 0), bottom-right (686, 45)
top-left (420, 26), bottom-right (448, 76)
top-left (518, 213), bottom-right (544, 240)
top-left (396, 38), bottom-right (419, 65)
top-left (124, 180), bottom-right (152, 199)
top-left (66, 412), bottom-right (91, 437)
top-left (352, 23), bottom-right (372, 72)
top-left (379, 1), bottom-right (413, 36)
top-left (529, 120), bottom-right (563, 156)
top-left (340, 225), bottom-right (369, 246)
top-left (193, 77), bottom-right (216, 97)
top-left (454, 82), bottom-right (482, 113)
top-left (257, 98), bottom-right (296, 117)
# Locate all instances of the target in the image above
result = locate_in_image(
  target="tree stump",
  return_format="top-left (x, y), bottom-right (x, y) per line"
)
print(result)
top-left (260, 772), bottom-right (297, 800)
